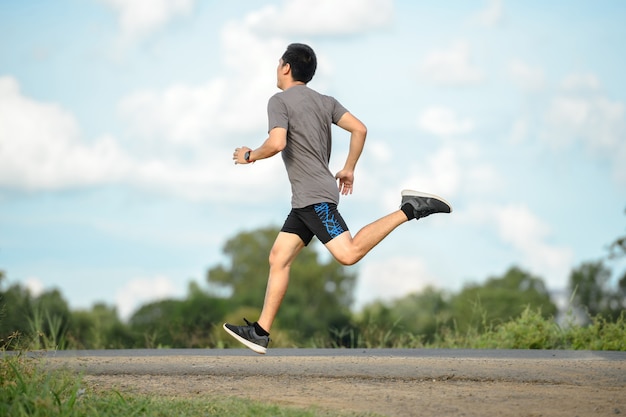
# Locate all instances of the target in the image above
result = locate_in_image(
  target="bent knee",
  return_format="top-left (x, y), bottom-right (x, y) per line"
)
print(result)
top-left (333, 252), bottom-right (361, 266)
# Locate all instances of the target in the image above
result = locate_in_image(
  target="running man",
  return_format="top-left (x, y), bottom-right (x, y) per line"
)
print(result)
top-left (224, 43), bottom-right (451, 353)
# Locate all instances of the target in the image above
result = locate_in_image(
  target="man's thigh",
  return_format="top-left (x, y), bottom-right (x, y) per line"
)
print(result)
top-left (270, 231), bottom-right (306, 267)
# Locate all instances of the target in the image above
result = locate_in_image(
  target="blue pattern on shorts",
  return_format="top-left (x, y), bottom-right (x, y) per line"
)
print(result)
top-left (314, 202), bottom-right (345, 239)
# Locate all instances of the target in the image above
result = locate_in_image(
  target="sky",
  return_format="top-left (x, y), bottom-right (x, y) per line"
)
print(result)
top-left (1, 0), bottom-right (625, 320)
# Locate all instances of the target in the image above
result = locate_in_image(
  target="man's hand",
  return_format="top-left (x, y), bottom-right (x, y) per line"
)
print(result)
top-left (233, 146), bottom-right (253, 164)
top-left (335, 169), bottom-right (355, 195)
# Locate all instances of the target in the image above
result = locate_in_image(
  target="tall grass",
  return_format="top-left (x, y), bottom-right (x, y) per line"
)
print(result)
top-left (323, 306), bottom-right (625, 350)
top-left (26, 307), bottom-right (67, 351)
top-left (1, 346), bottom-right (367, 417)
top-left (2, 308), bottom-right (623, 416)
top-left (443, 308), bottom-right (625, 350)
top-left (3, 321), bottom-right (354, 416)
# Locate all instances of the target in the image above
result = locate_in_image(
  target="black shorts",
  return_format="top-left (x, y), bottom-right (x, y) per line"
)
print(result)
top-left (281, 202), bottom-right (349, 245)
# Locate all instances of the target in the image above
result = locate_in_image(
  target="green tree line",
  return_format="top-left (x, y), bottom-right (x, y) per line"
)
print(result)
top-left (1, 220), bottom-right (625, 350)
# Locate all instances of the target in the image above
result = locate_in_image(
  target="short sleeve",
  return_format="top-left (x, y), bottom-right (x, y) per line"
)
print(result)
top-left (267, 94), bottom-right (289, 132)
top-left (330, 97), bottom-right (348, 124)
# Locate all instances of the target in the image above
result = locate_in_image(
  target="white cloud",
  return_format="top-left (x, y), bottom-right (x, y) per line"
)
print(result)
top-left (418, 106), bottom-right (475, 136)
top-left (0, 76), bottom-right (132, 190)
top-left (397, 141), bottom-right (501, 205)
top-left (0, 75), bottom-right (285, 200)
top-left (543, 74), bottom-right (625, 150)
top-left (421, 41), bottom-right (483, 86)
top-left (246, 0), bottom-right (393, 36)
top-left (495, 204), bottom-right (573, 288)
top-left (354, 256), bottom-right (436, 310)
top-left (470, 0), bottom-right (503, 27)
top-left (560, 73), bottom-right (601, 92)
top-left (115, 275), bottom-right (183, 321)
top-left (468, 203), bottom-right (573, 289)
top-left (119, 80), bottom-right (230, 146)
top-left (509, 59), bottom-right (545, 91)
top-left (101, 0), bottom-right (195, 42)
top-left (118, 20), bottom-right (286, 148)
top-left (541, 79), bottom-right (626, 183)
top-left (365, 140), bottom-right (393, 163)
top-left (24, 277), bottom-right (45, 298)
top-left (509, 118), bottom-right (529, 144)
top-left (404, 146), bottom-right (460, 198)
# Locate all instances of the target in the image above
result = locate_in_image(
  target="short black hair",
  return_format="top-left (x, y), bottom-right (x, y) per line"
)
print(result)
top-left (281, 43), bottom-right (317, 83)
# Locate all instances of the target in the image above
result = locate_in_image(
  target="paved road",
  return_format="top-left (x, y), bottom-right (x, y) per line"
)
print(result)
top-left (38, 347), bottom-right (626, 359)
top-left (38, 349), bottom-right (626, 416)
top-left (41, 348), bottom-right (626, 383)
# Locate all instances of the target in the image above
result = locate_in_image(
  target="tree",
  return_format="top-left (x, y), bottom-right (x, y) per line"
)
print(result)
top-left (570, 261), bottom-right (625, 322)
top-left (0, 274), bottom-right (33, 347)
top-left (30, 288), bottom-right (72, 349)
top-left (608, 207), bottom-right (626, 260)
top-left (207, 226), bottom-right (356, 344)
top-left (68, 303), bottom-right (134, 349)
top-left (357, 287), bottom-right (452, 346)
top-left (568, 209), bottom-right (626, 322)
top-left (450, 266), bottom-right (557, 333)
top-left (129, 282), bottom-right (230, 348)
top-left (607, 207), bottom-right (626, 317)
top-left (0, 274), bottom-right (73, 349)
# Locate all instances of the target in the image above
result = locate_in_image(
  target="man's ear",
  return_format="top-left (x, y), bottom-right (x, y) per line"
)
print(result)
top-left (281, 62), bottom-right (291, 76)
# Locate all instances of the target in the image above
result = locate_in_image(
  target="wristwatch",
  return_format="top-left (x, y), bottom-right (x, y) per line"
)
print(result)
top-left (244, 151), bottom-right (251, 162)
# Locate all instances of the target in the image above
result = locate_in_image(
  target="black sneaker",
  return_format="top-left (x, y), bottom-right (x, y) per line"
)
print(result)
top-left (223, 318), bottom-right (270, 354)
top-left (400, 189), bottom-right (452, 220)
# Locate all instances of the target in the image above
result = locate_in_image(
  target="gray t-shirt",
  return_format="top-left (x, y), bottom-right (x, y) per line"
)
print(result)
top-left (268, 85), bottom-right (348, 208)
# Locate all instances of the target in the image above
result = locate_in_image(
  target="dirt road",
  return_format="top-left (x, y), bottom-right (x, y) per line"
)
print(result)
top-left (44, 349), bottom-right (626, 417)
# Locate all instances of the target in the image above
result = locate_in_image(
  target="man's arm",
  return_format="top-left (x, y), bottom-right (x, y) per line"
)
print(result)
top-left (233, 127), bottom-right (287, 164)
top-left (335, 112), bottom-right (367, 195)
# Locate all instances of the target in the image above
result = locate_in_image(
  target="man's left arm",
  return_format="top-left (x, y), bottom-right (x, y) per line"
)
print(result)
top-left (233, 127), bottom-right (287, 164)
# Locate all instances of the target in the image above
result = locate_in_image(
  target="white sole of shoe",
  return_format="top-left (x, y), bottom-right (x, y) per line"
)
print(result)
top-left (222, 323), bottom-right (267, 354)
top-left (401, 189), bottom-right (453, 212)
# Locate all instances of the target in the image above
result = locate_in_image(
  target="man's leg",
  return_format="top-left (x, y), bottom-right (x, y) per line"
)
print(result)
top-left (257, 231), bottom-right (305, 333)
top-left (222, 231), bottom-right (304, 353)
top-left (325, 210), bottom-right (407, 266)
top-left (325, 190), bottom-right (452, 266)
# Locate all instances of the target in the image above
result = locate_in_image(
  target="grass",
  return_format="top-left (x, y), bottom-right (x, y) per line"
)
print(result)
top-left (2, 308), bottom-right (623, 416)
top-left (448, 308), bottom-right (626, 350)
top-left (1, 352), bottom-right (370, 417)
top-left (329, 307), bottom-right (626, 350)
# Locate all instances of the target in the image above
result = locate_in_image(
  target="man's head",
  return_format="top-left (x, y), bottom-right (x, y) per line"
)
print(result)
top-left (280, 43), bottom-right (317, 84)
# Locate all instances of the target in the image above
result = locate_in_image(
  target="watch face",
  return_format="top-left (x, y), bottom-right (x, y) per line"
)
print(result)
top-left (245, 151), bottom-right (250, 161)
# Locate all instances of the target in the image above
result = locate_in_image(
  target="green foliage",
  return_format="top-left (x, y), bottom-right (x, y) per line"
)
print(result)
top-left (1, 224), bottom-right (625, 351)
top-left (608, 207), bottom-right (626, 259)
top-left (1, 354), bottom-right (87, 417)
top-left (67, 303), bottom-right (134, 349)
top-left (352, 287), bottom-right (451, 347)
top-left (0, 279), bottom-right (34, 345)
top-left (449, 266), bottom-right (557, 333)
top-left (1, 354), bottom-right (348, 417)
top-left (0, 279), bottom-right (72, 350)
top-left (129, 282), bottom-right (230, 348)
top-left (569, 261), bottom-right (625, 322)
top-left (563, 311), bottom-right (626, 351)
top-left (472, 307), bottom-right (563, 349)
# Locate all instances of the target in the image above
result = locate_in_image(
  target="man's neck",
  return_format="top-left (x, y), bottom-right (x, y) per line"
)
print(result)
top-left (281, 80), bottom-right (306, 91)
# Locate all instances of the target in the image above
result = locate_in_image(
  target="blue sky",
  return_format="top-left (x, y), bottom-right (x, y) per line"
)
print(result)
top-left (1, 0), bottom-right (625, 320)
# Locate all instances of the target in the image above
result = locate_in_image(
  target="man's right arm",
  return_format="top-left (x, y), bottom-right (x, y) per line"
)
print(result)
top-left (335, 112), bottom-right (367, 194)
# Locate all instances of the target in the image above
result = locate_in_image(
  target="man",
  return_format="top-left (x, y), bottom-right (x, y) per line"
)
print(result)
top-left (224, 43), bottom-right (451, 354)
